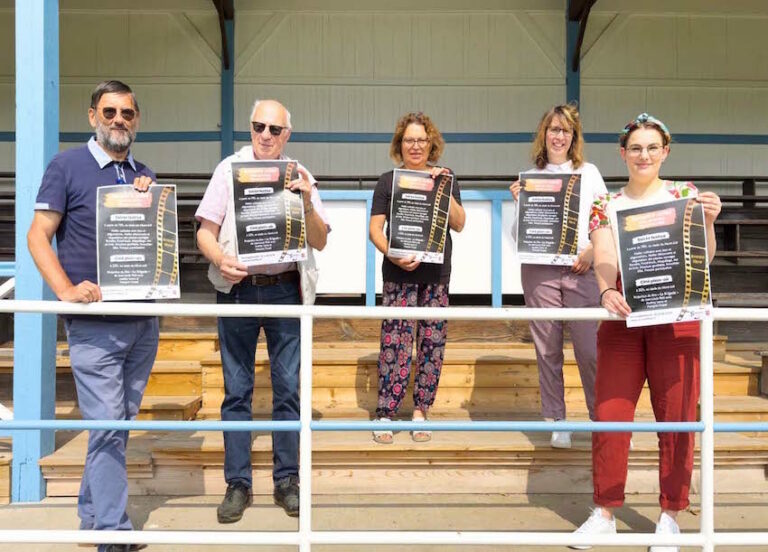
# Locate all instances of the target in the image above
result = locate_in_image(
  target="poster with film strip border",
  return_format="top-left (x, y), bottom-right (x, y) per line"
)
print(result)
top-left (515, 172), bottom-right (581, 265)
top-left (231, 160), bottom-right (307, 266)
top-left (97, 184), bottom-right (180, 301)
top-left (616, 197), bottom-right (712, 328)
top-left (387, 168), bottom-right (454, 264)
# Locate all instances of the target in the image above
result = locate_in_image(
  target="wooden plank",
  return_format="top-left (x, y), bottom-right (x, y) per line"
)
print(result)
top-left (156, 338), bottom-right (218, 361)
top-left (311, 319), bottom-right (534, 343)
top-left (201, 362), bottom-right (756, 392)
top-left (202, 386), bottom-right (621, 415)
top-left (41, 464), bottom-right (768, 497)
top-left (145, 372), bottom-right (202, 396)
top-left (46, 396), bottom-right (202, 421)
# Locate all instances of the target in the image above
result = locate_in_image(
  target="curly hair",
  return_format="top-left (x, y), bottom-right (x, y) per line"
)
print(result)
top-left (530, 104), bottom-right (584, 169)
top-left (389, 112), bottom-right (445, 165)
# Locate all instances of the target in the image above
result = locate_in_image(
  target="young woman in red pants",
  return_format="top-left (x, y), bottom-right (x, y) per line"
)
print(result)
top-left (570, 113), bottom-right (722, 552)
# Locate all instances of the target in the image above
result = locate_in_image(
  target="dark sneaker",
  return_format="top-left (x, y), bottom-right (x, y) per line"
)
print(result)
top-left (273, 475), bottom-right (299, 517)
top-left (88, 542), bottom-right (146, 550)
top-left (98, 543), bottom-right (146, 551)
top-left (217, 482), bottom-right (252, 523)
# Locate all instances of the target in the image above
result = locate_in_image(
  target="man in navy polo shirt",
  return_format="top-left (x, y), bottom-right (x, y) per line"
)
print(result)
top-left (27, 80), bottom-right (158, 552)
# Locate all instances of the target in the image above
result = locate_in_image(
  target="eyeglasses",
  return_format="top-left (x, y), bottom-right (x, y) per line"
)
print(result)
top-left (402, 138), bottom-right (430, 147)
top-left (252, 121), bottom-right (287, 136)
top-left (101, 107), bottom-right (136, 121)
top-left (547, 126), bottom-right (572, 137)
top-left (626, 144), bottom-right (664, 158)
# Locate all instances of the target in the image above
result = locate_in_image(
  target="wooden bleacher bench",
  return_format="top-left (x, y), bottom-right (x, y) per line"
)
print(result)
top-left (713, 293), bottom-right (768, 308)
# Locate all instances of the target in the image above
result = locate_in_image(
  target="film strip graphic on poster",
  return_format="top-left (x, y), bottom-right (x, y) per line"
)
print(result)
top-left (387, 169), bottom-right (454, 264)
top-left (515, 173), bottom-right (581, 266)
top-left (616, 196), bottom-right (712, 328)
top-left (280, 161), bottom-right (306, 262)
top-left (96, 184), bottom-right (180, 301)
top-left (557, 174), bottom-right (580, 256)
top-left (679, 197), bottom-right (710, 319)
top-left (151, 185), bottom-right (180, 295)
top-left (232, 160), bottom-right (307, 266)
top-left (426, 173), bottom-right (452, 255)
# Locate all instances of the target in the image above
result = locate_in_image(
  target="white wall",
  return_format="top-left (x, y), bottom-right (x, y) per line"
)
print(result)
top-left (581, 1), bottom-right (768, 175)
top-left (2, 1), bottom-right (767, 177)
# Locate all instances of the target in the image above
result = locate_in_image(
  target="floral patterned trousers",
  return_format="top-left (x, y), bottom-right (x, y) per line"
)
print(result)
top-left (375, 281), bottom-right (449, 419)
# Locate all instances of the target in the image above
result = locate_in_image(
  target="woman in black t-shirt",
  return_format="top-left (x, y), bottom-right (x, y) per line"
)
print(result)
top-left (368, 112), bottom-right (466, 444)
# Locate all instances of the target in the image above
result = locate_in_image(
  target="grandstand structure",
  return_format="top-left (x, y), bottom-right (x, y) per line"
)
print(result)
top-left (1, 0), bottom-right (768, 548)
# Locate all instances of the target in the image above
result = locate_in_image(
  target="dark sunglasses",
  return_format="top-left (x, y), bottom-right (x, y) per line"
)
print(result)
top-left (251, 121), bottom-right (287, 136)
top-left (101, 107), bottom-right (136, 121)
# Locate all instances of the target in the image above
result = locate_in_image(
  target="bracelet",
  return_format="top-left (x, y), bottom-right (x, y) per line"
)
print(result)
top-left (599, 287), bottom-right (618, 306)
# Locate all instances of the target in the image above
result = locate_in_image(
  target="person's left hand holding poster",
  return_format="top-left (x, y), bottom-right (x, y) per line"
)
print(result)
top-left (231, 160), bottom-right (307, 266)
top-left (97, 184), bottom-right (180, 300)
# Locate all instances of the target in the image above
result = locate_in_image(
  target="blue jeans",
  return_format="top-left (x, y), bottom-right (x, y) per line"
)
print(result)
top-left (65, 317), bottom-right (159, 551)
top-left (217, 280), bottom-right (300, 486)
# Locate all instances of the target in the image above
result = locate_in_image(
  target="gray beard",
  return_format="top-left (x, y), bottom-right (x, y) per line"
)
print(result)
top-left (95, 122), bottom-right (135, 154)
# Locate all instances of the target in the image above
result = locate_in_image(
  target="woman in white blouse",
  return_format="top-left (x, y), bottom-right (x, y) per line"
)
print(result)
top-left (510, 104), bottom-right (607, 449)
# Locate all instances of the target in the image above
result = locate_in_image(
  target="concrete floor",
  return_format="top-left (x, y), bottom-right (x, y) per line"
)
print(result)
top-left (0, 493), bottom-right (766, 551)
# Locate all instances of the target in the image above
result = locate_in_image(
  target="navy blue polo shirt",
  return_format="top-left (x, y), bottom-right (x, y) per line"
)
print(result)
top-left (35, 137), bottom-right (156, 287)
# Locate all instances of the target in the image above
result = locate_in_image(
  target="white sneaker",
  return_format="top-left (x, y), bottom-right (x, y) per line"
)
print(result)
top-left (569, 507), bottom-right (616, 550)
top-left (550, 418), bottom-right (572, 449)
top-left (648, 512), bottom-right (680, 552)
top-left (550, 430), bottom-right (572, 448)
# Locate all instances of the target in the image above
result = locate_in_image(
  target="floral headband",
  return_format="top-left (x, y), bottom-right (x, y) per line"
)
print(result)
top-left (621, 112), bottom-right (670, 137)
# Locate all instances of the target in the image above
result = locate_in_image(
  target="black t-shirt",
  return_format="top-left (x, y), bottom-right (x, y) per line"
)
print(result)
top-left (370, 169), bottom-right (462, 284)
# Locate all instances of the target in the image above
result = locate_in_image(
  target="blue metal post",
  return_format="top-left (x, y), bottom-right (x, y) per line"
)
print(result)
top-left (221, 18), bottom-right (235, 157)
top-left (566, 3), bottom-right (580, 104)
top-left (13, 0), bottom-right (59, 501)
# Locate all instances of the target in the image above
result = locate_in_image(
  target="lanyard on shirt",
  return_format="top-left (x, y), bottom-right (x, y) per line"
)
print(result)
top-left (114, 162), bottom-right (126, 184)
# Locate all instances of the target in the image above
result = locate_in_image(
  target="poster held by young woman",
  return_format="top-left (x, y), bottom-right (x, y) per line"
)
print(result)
top-left (615, 197), bottom-right (712, 327)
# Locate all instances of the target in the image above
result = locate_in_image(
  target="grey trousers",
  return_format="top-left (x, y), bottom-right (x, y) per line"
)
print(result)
top-left (521, 264), bottom-right (599, 420)
top-left (66, 316), bottom-right (159, 548)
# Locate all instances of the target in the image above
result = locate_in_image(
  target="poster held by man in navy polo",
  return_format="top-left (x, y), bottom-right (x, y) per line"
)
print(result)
top-left (387, 168), bottom-right (454, 264)
top-left (515, 173), bottom-right (581, 265)
top-left (231, 160), bottom-right (307, 266)
top-left (97, 184), bottom-right (180, 300)
top-left (616, 197), bottom-right (712, 328)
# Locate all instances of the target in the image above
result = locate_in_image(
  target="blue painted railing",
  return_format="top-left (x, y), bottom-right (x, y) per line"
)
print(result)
top-left (319, 189), bottom-right (511, 307)
top-left (1, 131), bottom-right (768, 145)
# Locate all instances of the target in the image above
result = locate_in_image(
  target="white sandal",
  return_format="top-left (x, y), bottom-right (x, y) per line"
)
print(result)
top-left (372, 417), bottom-right (393, 444)
top-left (411, 413), bottom-right (432, 442)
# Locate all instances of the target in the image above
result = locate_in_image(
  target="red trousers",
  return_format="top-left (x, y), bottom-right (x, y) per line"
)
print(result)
top-left (592, 320), bottom-right (700, 510)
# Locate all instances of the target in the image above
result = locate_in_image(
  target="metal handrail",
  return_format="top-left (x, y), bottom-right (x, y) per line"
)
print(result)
top-left (1, 293), bottom-right (767, 548)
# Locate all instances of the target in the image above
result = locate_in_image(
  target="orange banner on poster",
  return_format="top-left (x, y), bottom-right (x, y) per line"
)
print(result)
top-left (398, 175), bottom-right (434, 192)
top-left (623, 207), bottom-right (677, 232)
top-left (523, 178), bottom-right (563, 193)
top-left (102, 191), bottom-right (153, 209)
top-left (237, 167), bottom-right (280, 183)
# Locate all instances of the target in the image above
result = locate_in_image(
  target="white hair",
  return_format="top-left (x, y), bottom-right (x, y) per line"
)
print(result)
top-left (250, 99), bottom-right (292, 129)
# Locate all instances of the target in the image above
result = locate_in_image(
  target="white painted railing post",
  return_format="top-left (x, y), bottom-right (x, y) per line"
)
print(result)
top-left (299, 314), bottom-right (313, 552)
top-left (700, 317), bottom-right (715, 552)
